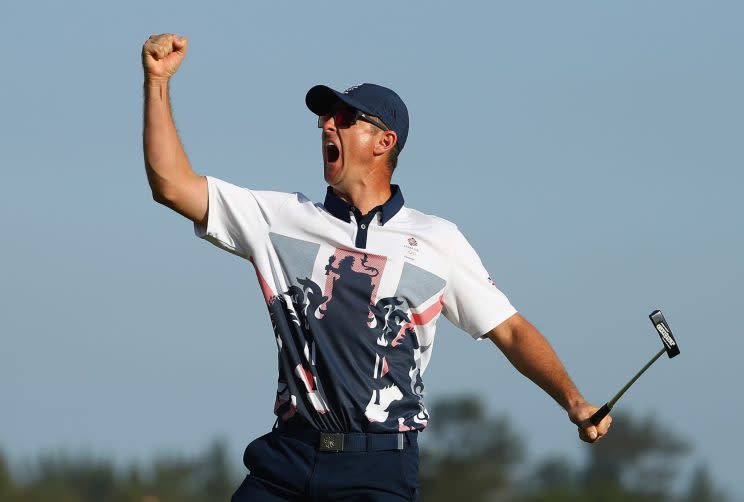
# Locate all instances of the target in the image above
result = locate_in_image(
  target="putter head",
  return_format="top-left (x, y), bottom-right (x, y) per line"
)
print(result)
top-left (649, 310), bottom-right (680, 358)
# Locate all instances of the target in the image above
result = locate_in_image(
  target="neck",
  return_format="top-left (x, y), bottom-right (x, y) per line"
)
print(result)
top-left (332, 183), bottom-right (392, 215)
top-left (331, 163), bottom-right (393, 215)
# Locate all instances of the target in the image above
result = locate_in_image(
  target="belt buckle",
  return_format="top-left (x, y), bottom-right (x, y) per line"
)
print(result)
top-left (319, 432), bottom-right (344, 452)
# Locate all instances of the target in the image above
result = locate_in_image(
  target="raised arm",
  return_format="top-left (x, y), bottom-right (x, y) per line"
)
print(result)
top-left (487, 313), bottom-right (612, 443)
top-left (142, 33), bottom-right (207, 224)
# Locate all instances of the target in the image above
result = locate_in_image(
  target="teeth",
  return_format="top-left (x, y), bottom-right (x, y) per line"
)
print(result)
top-left (326, 141), bottom-right (335, 147)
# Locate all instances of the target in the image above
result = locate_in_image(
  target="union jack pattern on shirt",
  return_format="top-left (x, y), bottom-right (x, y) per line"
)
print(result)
top-left (194, 176), bottom-right (516, 433)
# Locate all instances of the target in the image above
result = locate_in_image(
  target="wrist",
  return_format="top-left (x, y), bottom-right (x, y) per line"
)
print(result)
top-left (144, 77), bottom-right (170, 102)
top-left (144, 76), bottom-right (170, 87)
top-left (563, 393), bottom-right (588, 412)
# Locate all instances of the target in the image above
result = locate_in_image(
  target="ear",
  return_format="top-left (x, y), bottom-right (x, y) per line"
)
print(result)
top-left (373, 130), bottom-right (398, 157)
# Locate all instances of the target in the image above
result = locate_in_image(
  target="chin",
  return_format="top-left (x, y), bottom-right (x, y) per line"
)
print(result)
top-left (324, 163), bottom-right (343, 185)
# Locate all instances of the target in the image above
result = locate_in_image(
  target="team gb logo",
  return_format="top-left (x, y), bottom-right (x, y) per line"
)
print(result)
top-left (344, 83), bottom-right (363, 94)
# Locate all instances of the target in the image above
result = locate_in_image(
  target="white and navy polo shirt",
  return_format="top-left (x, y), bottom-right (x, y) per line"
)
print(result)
top-left (194, 176), bottom-right (517, 433)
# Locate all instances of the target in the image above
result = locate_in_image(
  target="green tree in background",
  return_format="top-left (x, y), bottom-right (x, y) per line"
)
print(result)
top-left (520, 412), bottom-right (694, 502)
top-left (418, 396), bottom-right (728, 502)
top-left (418, 395), bottom-right (524, 502)
top-left (0, 399), bottom-right (730, 501)
top-left (0, 452), bottom-right (19, 502)
top-left (0, 440), bottom-right (236, 502)
top-left (685, 464), bottom-right (725, 502)
top-left (581, 413), bottom-right (689, 500)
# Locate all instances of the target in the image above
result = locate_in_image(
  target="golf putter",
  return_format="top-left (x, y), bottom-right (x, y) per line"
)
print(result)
top-left (589, 310), bottom-right (680, 426)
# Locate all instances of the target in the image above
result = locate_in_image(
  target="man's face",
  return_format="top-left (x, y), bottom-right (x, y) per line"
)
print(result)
top-left (319, 102), bottom-right (380, 186)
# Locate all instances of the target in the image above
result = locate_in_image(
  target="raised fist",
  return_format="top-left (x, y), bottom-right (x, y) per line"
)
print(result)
top-left (142, 33), bottom-right (188, 81)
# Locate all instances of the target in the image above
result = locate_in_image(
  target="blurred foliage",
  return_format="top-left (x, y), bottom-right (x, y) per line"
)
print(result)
top-left (0, 398), bottom-right (729, 501)
top-left (420, 396), bottom-right (524, 501)
top-left (684, 464), bottom-right (725, 502)
top-left (419, 395), bottom-right (726, 502)
top-left (0, 441), bottom-right (236, 502)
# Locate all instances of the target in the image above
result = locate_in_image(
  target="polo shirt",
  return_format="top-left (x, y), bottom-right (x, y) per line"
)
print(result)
top-left (194, 176), bottom-right (517, 433)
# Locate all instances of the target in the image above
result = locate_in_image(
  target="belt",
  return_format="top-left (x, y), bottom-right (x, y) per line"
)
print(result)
top-left (275, 421), bottom-right (417, 453)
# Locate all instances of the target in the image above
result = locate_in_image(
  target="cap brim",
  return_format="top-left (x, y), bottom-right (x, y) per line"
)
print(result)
top-left (305, 85), bottom-right (372, 116)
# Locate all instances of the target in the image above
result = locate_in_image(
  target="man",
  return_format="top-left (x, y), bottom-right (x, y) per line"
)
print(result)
top-left (142, 33), bottom-right (611, 501)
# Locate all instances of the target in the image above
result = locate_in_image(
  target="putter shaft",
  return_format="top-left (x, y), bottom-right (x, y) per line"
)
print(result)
top-left (589, 346), bottom-right (666, 426)
top-left (608, 347), bottom-right (666, 407)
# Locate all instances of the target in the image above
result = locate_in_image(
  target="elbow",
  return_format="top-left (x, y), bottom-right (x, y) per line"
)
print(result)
top-left (151, 187), bottom-right (164, 203)
top-left (150, 187), bottom-right (168, 205)
top-left (150, 187), bottom-right (176, 208)
top-left (147, 176), bottom-right (178, 207)
top-left (145, 167), bottom-right (177, 206)
top-left (146, 170), bottom-right (170, 206)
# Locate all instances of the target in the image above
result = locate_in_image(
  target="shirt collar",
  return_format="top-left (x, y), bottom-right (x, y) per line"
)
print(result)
top-left (323, 185), bottom-right (404, 225)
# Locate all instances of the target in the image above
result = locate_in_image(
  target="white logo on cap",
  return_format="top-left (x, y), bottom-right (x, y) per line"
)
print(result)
top-left (344, 84), bottom-right (363, 94)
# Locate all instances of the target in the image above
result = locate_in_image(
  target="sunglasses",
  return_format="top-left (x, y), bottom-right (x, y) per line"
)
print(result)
top-left (317, 108), bottom-right (389, 131)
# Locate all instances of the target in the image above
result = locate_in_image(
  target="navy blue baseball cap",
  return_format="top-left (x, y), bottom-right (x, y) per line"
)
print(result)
top-left (306, 83), bottom-right (409, 152)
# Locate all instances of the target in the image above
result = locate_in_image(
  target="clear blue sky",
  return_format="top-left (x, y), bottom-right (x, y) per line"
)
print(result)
top-left (2, 0), bottom-right (742, 498)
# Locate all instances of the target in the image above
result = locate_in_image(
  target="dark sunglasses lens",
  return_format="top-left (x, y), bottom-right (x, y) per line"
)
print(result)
top-left (317, 108), bottom-right (358, 128)
top-left (334, 109), bottom-right (357, 128)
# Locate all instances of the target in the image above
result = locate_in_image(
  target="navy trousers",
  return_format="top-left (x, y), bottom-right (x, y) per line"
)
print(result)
top-left (231, 428), bottom-right (420, 501)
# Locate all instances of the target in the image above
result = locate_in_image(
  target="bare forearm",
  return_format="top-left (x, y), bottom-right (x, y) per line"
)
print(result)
top-left (489, 315), bottom-right (585, 411)
top-left (489, 314), bottom-right (611, 442)
top-left (142, 78), bottom-right (196, 200)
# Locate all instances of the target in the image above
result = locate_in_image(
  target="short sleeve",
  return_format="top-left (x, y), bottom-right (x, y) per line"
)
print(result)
top-left (193, 176), bottom-right (293, 259)
top-left (441, 227), bottom-right (517, 340)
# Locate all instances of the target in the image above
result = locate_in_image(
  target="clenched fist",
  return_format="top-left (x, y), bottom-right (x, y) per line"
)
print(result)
top-left (142, 33), bottom-right (188, 81)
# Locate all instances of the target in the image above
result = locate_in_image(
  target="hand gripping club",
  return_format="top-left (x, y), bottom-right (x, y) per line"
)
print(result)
top-left (589, 310), bottom-right (680, 426)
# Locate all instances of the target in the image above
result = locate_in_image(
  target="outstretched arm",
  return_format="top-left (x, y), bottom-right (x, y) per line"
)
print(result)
top-left (487, 313), bottom-right (612, 443)
top-left (142, 33), bottom-right (207, 224)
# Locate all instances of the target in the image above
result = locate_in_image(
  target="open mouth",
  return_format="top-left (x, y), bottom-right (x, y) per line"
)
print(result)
top-left (325, 141), bottom-right (340, 163)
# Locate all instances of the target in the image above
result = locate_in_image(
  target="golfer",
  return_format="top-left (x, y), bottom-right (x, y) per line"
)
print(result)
top-left (142, 33), bottom-right (611, 501)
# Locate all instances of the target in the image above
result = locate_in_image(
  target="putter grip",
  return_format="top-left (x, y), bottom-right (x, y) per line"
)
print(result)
top-left (589, 404), bottom-right (611, 426)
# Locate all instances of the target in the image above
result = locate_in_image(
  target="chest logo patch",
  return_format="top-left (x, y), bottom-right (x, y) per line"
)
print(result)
top-left (404, 236), bottom-right (419, 259)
